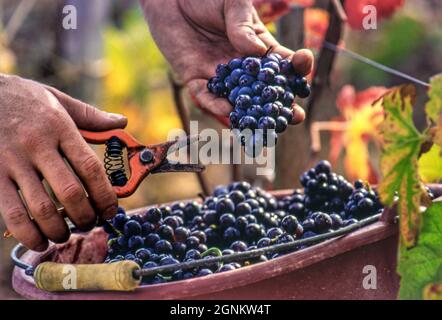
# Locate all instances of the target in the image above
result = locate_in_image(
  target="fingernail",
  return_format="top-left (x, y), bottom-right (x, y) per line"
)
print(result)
top-left (108, 113), bottom-right (126, 121)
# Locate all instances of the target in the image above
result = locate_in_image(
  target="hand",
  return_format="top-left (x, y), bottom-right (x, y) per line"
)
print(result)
top-left (141, 0), bottom-right (313, 123)
top-left (0, 75), bottom-right (127, 251)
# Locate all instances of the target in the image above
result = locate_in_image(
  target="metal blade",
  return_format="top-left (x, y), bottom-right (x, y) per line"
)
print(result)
top-left (150, 160), bottom-right (205, 174)
top-left (166, 134), bottom-right (200, 156)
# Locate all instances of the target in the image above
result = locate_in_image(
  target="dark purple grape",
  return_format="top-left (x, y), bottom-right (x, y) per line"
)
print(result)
top-left (252, 81), bottom-right (266, 95)
top-left (228, 58), bottom-right (243, 70)
top-left (231, 240), bottom-right (248, 252)
top-left (185, 236), bottom-right (200, 249)
top-left (242, 57), bottom-right (261, 75)
top-left (145, 208), bottom-right (162, 223)
top-left (239, 74), bottom-right (255, 87)
top-left (228, 190), bottom-right (246, 205)
top-left (257, 67), bottom-right (275, 83)
top-left (263, 103), bottom-right (279, 118)
top-left (223, 227), bottom-right (241, 243)
top-left (275, 116), bottom-right (288, 133)
top-left (124, 220), bottom-right (142, 236)
top-left (219, 213), bottom-right (236, 229)
top-left (258, 116), bottom-right (276, 130)
top-left (235, 94), bottom-right (252, 110)
top-left (261, 86), bottom-right (278, 103)
top-left (174, 226), bottom-right (190, 242)
top-left (216, 63), bottom-right (230, 79)
top-left (144, 233), bottom-right (160, 248)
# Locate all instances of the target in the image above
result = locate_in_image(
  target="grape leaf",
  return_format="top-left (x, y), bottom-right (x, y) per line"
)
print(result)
top-left (426, 75), bottom-right (442, 151)
top-left (378, 85), bottom-right (426, 248)
top-left (426, 74), bottom-right (442, 123)
top-left (418, 144), bottom-right (442, 183)
top-left (398, 202), bottom-right (442, 300)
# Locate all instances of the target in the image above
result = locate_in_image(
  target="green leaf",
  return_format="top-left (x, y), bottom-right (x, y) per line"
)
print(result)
top-left (378, 85), bottom-right (426, 248)
top-left (418, 144), bottom-right (442, 183)
top-left (426, 74), bottom-right (442, 123)
top-left (398, 202), bottom-right (442, 299)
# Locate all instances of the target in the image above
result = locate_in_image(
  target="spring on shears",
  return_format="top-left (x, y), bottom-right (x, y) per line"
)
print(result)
top-left (104, 137), bottom-right (128, 187)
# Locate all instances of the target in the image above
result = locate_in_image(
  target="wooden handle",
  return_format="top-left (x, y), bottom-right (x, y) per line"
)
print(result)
top-left (34, 261), bottom-right (141, 292)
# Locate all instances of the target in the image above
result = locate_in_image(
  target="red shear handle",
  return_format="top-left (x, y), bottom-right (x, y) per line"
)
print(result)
top-left (79, 129), bottom-right (169, 199)
top-left (79, 129), bottom-right (144, 148)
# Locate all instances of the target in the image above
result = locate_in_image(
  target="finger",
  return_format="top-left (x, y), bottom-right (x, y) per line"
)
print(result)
top-left (35, 153), bottom-right (96, 231)
top-left (44, 86), bottom-right (128, 131)
top-left (188, 79), bottom-right (233, 116)
top-left (13, 167), bottom-right (70, 243)
top-left (225, 0), bottom-right (267, 56)
top-left (291, 49), bottom-right (314, 77)
top-left (291, 104), bottom-right (306, 125)
top-left (253, 14), bottom-right (314, 76)
top-left (0, 179), bottom-right (48, 251)
top-left (60, 131), bottom-right (118, 220)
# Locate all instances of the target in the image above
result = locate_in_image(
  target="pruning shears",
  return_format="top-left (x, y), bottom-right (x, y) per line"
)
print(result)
top-left (79, 129), bottom-right (204, 198)
top-left (3, 129), bottom-right (203, 238)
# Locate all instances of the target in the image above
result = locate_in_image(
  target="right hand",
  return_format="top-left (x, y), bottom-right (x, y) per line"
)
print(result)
top-left (141, 0), bottom-right (313, 122)
top-left (0, 74), bottom-right (127, 251)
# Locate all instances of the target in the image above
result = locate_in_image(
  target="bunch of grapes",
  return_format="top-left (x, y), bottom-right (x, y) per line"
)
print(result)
top-left (207, 52), bottom-right (311, 153)
top-left (299, 160), bottom-right (354, 214)
top-left (344, 180), bottom-right (383, 220)
top-left (278, 160), bottom-right (378, 235)
top-left (102, 161), bottom-right (385, 285)
top-left (103, 181), bottom-right (308, 284)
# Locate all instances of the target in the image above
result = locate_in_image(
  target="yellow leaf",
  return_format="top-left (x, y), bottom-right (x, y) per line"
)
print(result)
top-left (418, 144), bottom-right (442, 183)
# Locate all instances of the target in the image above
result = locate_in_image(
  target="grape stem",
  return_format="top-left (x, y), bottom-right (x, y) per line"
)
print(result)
top-left (262, 46), bottom-right (274, 58)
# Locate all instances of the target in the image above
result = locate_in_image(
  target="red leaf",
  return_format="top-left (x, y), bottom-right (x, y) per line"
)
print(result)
top-left (344, 0), bottom-right (405, 30)
top-left (304, 8), bottom-right (329, 50)
top-left (253, 0), bottom-right (314, 24)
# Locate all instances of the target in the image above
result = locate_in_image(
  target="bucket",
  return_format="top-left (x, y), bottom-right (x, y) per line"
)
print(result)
top-left (12, 185), bottom-right (442, 300)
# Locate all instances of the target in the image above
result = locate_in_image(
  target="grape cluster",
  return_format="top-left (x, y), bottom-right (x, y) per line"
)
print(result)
top-left (207, 53), bottom-right (311, 153)
top-left (278, 160), bottom-right (384, 234)
top-left (344, 180), bottom-right (383, 220)
top-left (103, 161), bottom-right (384, 285)
top-left (299, 160), bottom-right (354, 214)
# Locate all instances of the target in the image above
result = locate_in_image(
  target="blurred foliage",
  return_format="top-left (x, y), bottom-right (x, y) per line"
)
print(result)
top-left (101, 9), bottom-right (200, 209)
top-left (102, 9), bottom-right (180, 144)
top-left (329, 85), bottom-right (387, 184)
top-left (349, 15), bottom-right (425, 85)
top-left (418, 144), bottom-right (442, 183)
top-left (0, 35), bottom-right (16, 74)
top-left (304, 8), bottom-right (329, 50)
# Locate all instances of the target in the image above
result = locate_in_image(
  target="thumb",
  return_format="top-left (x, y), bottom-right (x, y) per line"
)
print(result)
top-left (225, 0), bottom-right (267, 56)
top-left (45, 86), bottom-right (127, 131)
